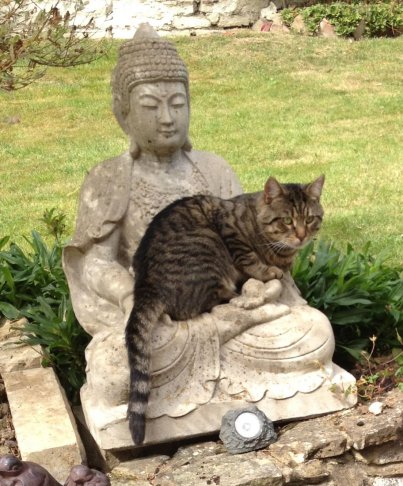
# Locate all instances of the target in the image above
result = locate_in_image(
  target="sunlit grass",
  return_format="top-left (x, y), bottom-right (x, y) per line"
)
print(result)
top-left (0, 33), bottom-right (402, 265)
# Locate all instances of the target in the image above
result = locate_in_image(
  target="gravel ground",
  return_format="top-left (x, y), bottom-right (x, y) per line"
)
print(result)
top-left (0, 375), bottom-right (19, 457)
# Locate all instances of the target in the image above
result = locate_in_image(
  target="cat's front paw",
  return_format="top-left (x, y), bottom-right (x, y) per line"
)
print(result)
top-left (266, 266), bottom-right (283, 280)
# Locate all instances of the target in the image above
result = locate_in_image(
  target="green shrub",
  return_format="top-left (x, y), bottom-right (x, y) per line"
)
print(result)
top-left (0, 228), bottom-right (90, 403)
top-left (281, 1), bottom-right (403, 37)
top-left (293, 240), bottom-right (403, 365)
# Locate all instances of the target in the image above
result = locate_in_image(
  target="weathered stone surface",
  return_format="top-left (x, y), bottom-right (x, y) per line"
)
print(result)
top-left (0, 320), bottom-right (41, 374)
top-left (366, 462), bottom-right (403, 478)
top-left (291, 14), bottom-right (307, 34)
top-left (110, 390), bottom-right (403, 485)
top-left (368, 478), bottom-right (403, 486)
top-left (326, 455), bottom-right (369, 485)
top-left (260, 2), bottom-right (277, 21)
top-left (111, 454), bottom-right (169, 482)
top-left (319, 18), bottom-right (337, 38)
top-left (161, 449), bottom-right (283, 485)
top-left (269, 416), bottom-right (350, 466)
top-left (354, 440), bottom-right (403, 465)
top-left (269, 13), bottom-right (290, 34)
top-left (218, 14), bottom-right (253, 27)
top-left (3, 367), bottom-right (86, 483)
top-left (53, 0), bottom-right (279, 37)
top-left (168, 441), bottom-right (227, 469)
top-left (339, 392), bottom-right (403, 450)
top-left (172, 15), bottom-right (211, 30)
top-left (252, 19), bottom-right (272, 32)
top-left (282, 459), bottom-right (330, 484)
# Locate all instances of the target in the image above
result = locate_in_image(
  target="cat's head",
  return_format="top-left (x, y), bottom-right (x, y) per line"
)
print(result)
top-left (259, 175), bottom-right (325, 250)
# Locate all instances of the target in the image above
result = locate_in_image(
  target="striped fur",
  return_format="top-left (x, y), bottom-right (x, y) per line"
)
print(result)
top-left (125, 175), bottom-right (324, 444)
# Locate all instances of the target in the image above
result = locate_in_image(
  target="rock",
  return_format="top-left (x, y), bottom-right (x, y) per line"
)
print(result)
top-left (291, 14), bottom-right (307, 35)
top-left (218, 14), bottom-right (252, 28)
top-left (252, 19), bottom-right (272, 32)
top-left (270, 23), bottom-right (291, 34)
top-left (168, 442), bottom-right (226, 470)
top-left (111, 455), bottom-right (169, 482)
top-left (339, 392), bottom-right (403, 450)
top-left (326, 455), bottom-right (369, 485)
top-left (353, 440), bottom-right (403, 465)
top-left (0, 403), bottom-right (9, 417)
top-left (0, 446), bottom-right (10, 455)
top-left (283, 459), bottom-right (330, 484)
top-left (260, 2), bottom-right (277, 21)
top-left (108, 389), bottom-right (403, 485)
top-left (172, 15), bottom-right (211, 30)
top-left (0, 320), bottom-right (42, 374)
top-left (219, 406), bottom-right (277, 454)
top-left (353, 18), bottom-right (366, 41)
top-left (270, 13), bottom-right (290, 34)
top-left (3, 116), bottom-right (20, 125)
top-left (161, 450), bottom-right (283, 485)
top-left (366, 462), bottom-right (403, 478)
top-left (368, 402), bottom-right (384, 416)
top-left (319, 18), bottom-right (337, 38)
top-left (269, 416), bottom-right (350, 466)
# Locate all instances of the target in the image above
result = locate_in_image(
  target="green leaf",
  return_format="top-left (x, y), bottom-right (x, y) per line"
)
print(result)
top-left (0, 302), bottom-right (21, 320)
top-left (0, 236), bottom-right (10, 250)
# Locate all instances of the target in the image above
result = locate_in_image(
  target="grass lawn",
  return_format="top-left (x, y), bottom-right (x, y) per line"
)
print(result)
top-left (0, 32), bottom-right (402, 266)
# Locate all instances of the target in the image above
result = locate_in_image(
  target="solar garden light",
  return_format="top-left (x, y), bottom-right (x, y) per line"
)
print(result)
top-left (219, 406), bottom-right (277, 454)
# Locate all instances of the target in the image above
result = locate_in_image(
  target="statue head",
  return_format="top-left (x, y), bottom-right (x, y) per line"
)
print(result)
top-left (0, 455), bottom-right (23, 476)
top-left (112, 23), bottom-right (192, 157)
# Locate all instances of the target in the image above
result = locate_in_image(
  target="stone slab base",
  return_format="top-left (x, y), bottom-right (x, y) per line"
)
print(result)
top-left (3, 367), bottom-right (87, 483)
top-left (82, 364), bottom-right (357, 451)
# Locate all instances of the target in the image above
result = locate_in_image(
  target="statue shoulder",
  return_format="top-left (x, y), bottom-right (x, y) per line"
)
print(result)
top-left (83, 152), bottom-right (132, 188)
top-left (189, 150), bottom-right (243, 198)
top-left (69, 152), bottom-right (133, 248)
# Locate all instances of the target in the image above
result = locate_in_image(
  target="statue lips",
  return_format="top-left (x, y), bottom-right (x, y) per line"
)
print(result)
top-left (159, 129), bottom-right (177, 138)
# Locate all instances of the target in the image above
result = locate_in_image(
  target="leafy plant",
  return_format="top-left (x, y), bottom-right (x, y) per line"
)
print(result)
top-left (281, 1), bottom-right (403, 37)
top-left (352, 336), bottom-right (403, 400)
top-left (0, 0), bottom-right (109, 90)
top-left (0, 218), bottom-right (90, 403)
top-left (42, 207), bottom-right (66, 241)
top-left (292, 240), bottom-right (402, 367)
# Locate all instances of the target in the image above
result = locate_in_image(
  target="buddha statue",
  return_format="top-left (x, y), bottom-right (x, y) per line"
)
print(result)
top-left (62, 24), bottom-right (356, 451)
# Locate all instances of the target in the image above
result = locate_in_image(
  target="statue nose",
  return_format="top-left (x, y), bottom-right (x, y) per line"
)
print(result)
top-left (159, 103), bottom-right (173, 125)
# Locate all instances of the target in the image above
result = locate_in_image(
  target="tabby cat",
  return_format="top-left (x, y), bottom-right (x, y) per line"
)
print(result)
top-left (125, 175), bottom-right (325, 444)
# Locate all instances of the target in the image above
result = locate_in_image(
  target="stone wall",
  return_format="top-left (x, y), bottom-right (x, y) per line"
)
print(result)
top-left (110, 389), bottom-right (403, 485)
top-left (70, 0), bottom-right (272, 38)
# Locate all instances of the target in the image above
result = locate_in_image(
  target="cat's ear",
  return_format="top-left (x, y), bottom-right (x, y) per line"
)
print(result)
top-left (305, 175), bottom-right (325, 200)
top-left (264, 177), bottom-right (286, 204)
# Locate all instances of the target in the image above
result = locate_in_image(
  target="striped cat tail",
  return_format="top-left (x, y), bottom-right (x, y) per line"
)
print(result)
top-left (125, 289), bottom-right (165, 445)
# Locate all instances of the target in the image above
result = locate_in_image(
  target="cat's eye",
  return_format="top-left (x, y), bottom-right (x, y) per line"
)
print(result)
top-left (282, 217), bottom-right (293, 225)
top-left (306, 216), bottom-right (315, 224)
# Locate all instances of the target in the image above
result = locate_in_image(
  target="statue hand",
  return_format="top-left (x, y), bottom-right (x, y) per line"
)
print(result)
top-left (212, 279), bottom-right (290, 344)
top-left (230, 279), bottom-right (282, 309)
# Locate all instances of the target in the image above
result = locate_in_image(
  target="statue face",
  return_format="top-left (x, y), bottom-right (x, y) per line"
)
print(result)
top-left (127, 81), bottom-right (189, 157)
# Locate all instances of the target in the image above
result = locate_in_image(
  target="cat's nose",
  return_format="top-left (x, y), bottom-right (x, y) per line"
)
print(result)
top-left (296, 228), bottom-right (306, 241)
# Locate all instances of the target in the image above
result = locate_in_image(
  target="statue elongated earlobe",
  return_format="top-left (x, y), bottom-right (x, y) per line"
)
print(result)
top-left (129, 138), bottom-right (141, 159)
top-left (182, 137), bottom-right (192, 152)
top-left (305, 175), bottom-right (325, 199)
top-left (264, 177), bottom-right (286, 204)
